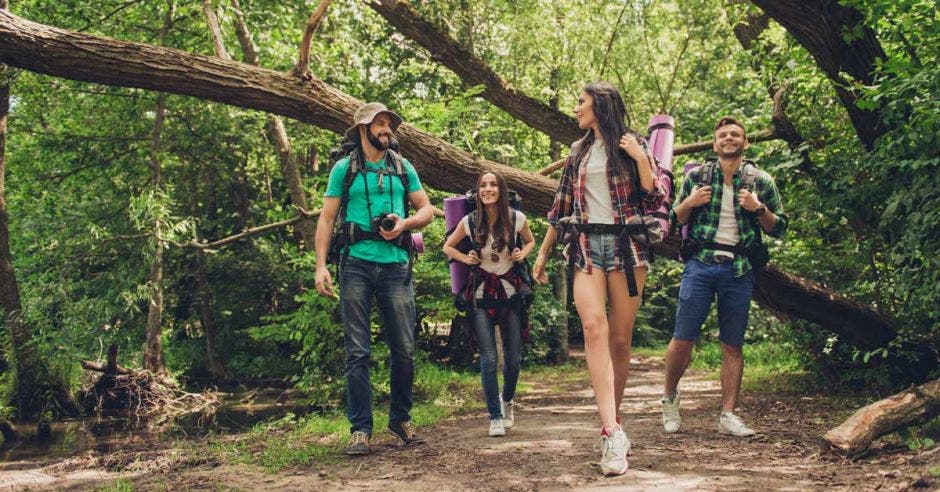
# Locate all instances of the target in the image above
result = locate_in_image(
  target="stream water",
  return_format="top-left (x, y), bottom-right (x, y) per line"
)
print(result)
top-left (0, 389), bottom-right (311, 463)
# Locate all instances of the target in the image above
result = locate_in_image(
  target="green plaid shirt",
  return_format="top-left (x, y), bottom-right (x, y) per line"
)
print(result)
top-left (673, 159), bottom-right (787, 277)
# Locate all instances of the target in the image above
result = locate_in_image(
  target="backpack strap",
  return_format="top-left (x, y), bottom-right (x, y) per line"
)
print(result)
top-left (739, 161), bottom-right (759, 192)
top-left (699, 160), bottom-right (717, 187)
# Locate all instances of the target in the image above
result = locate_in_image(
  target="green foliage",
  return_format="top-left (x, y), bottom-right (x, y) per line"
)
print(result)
top-left (2, 0), bottom-right (938, 416)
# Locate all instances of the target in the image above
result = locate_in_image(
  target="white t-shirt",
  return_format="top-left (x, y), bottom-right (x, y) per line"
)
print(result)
top-left (583, 139), bottom-right (615, 224)
top-left (460, 210), bottom-right (526, 298)
top-left (713, 183), bottom-right (740, 258)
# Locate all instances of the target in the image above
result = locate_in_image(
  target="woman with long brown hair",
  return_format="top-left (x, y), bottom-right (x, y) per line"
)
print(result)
top-left (444, 171), bottom-right (536, 437)
top-left (532, 82), bottom-right (665, 475)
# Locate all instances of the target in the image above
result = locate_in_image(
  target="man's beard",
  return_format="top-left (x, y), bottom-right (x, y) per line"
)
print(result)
top-left (718, 144), bottom-right (744, 158)
top-left (367, 130), bottom-right (391, 150)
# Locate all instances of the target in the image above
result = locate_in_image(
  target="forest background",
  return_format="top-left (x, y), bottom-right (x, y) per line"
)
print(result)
top-left (0, 0), bottom-right (936, 426)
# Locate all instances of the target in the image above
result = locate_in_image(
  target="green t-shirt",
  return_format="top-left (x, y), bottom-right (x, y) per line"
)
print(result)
top-left (325, 153), bottom-right (422, 264)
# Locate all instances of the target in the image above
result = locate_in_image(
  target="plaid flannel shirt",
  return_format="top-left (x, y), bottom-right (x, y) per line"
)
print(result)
top-left (547, 139), bottom-right (666, 272)
top-left (674, 159), bottom-right (787, 277)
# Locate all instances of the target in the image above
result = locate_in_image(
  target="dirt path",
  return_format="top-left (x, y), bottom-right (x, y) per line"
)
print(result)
top-left (4, 356), bottom-right (935, 491)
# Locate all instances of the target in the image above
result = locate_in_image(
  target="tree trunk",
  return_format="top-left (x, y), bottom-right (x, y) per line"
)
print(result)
top-left (749, 0), bottom-right (887, 150)
top-left (1, 54), bottom-right (76, 420)
top-left (225, 0), bottom-right (317, 252)
top-left (196, 248), bottom-right (227, 378)
top-left (0, 10), bottom-right (934, 376)
top-left (187, 165), bottom-right (227, 379)
top-left (143, 93), bottom-right (167, 375)
top-left (550, 265), bottom-right (569, 364)
top-left (732, 12), bottom-right (814, 174)
top-left (824, 378), bottom-right (940, 456)
top-left (366, 0), bottom-right (582, 145)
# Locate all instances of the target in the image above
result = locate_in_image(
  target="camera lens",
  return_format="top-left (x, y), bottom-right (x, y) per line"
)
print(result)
top-left (381, 217), bottom-right (396, 231)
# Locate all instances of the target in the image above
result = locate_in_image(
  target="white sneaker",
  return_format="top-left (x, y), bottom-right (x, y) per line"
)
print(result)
top-left (596, 426), bottom-right (629, 476)
top-left (489, 418), bottom-right (506, 437)
top-left (661, 391), bottom-right (681, 433)
top-left (719, 412), bottom-right (756, 437)
top-left (500, 396), bottom-right (515, 429)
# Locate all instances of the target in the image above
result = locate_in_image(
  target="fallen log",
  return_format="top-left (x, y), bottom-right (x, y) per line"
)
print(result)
top-left (824, 378), bottom-right (940, 456)
top-left (0, 9), bottom-right (936, 377)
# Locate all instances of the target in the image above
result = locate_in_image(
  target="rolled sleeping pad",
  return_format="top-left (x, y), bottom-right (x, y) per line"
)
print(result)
top-left (411, 232), bottom-right (424, 254)
top-left (646, 114), bottom-right (677, 240)
top-left (444, 196), bottom-right (470, 294)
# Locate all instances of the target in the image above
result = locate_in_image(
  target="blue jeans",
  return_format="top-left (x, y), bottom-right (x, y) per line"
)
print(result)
top-left (471, 306), bottom-right (522, 420)
top-left (674, 259), bottom-right (754, 347)
top-left (339, 257), bottom-right (416, 436)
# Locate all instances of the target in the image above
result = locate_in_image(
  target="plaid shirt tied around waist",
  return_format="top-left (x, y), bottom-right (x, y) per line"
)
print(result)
top-left (547, 139), bottom-right (666, 273)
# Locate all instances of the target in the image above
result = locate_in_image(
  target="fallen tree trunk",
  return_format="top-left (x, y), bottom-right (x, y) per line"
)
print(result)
top-left (824, 379), bottom-right (940, 456)
top-left (0, 10), bottom-right (935, 376)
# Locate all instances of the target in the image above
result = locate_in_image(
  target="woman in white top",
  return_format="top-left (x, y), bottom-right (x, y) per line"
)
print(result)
top-left (533, 82), bottom-right (666, 475)
top-left (443, 171), bottom-right (536, 437)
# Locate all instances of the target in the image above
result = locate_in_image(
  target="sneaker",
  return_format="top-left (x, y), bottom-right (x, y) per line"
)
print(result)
top-left (344, 430), bottom-right (370, 456)
top-left (489, 418), bottom-right (506, 437)
top-left (596, 426), bottom-right (629, 476)
top-left (661, 391), bottom-right (681, 433)
top-left (718, 412), bottom-right (756, 437)
top-left (500, 396), bottom-right (515, 429)
top-left (387, 420), bottom-right (425, 446)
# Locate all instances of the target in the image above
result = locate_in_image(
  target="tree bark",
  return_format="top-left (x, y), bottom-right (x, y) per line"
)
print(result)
top-left (143, 92), bottom-right (168, 375)
top-left (186, 166), bottom-right (227, 379)
top-left (366, 0), bottom-right (582, 145)
top-left (210, 1), bottom-right (317, 252)
top-left (749, 0), bottom-right (887, 150)
top-left (0, 10), bottom-right (934, 376)
top-left (732, 12), bottom-right (814, 173)
top-left (0, 7), bottom-right (75, 419)
top-left (824, 378), bottom-right (940, 456)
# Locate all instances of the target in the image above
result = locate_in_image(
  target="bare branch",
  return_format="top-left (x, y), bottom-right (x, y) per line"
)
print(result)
top-left (538, 158), bottom-right (566, 176)
top-left (202, 0), bottom-right (231, 61)
top-left (228, 0), bottom-right (258, 65)
top-left (292, 0), bottom-right (332, 80)
top-left (599, 2), bottom-right (629, 79)
top-left (161, 208), bottom-right (320, 250)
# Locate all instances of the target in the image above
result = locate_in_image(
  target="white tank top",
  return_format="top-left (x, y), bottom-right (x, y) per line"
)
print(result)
top-left (713, 183), bottom-right (740, 258)
top-left (583, 139), bottom-right (615, 224)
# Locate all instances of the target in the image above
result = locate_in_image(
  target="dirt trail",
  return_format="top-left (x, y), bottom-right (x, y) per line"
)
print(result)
top-left (4, 356), bottom-right (935, 491)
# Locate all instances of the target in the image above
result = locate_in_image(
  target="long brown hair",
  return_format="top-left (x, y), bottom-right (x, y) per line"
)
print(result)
top-left (570, 82), bottom-right (639, 188)
top-left (473, 171), bottom-right (513, 252)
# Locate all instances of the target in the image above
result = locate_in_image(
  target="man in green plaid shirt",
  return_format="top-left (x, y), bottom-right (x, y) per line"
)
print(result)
top-left (660, 116), bottom-right (787, 438)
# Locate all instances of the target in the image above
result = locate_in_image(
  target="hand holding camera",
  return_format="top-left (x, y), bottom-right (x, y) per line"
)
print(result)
top-left (376, 212), bottom-right (406, 241)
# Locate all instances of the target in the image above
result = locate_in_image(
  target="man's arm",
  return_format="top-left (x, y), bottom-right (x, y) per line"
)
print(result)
top-left (314, 196), bottom-right (341, 297)
top-left (404, 189), bottom-right (434, 230)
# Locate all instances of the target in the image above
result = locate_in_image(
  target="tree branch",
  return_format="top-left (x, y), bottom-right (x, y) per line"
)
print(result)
top-left (292, 0), bottom-right (332, 80)
top-left (1, 10), bottom-right (934, 376)
top-left (202, 0), bottom-right (231, 61)
top-left (365, 0), bottom-right (582, 145)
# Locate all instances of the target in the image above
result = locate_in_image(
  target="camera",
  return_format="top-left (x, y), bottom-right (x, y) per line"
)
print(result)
top-left (371, 212), bottom-right (397, 233)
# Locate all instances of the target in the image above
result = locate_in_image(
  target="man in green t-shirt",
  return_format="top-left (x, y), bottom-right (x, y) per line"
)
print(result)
top-left (315, 102), bottom-right (434, 456)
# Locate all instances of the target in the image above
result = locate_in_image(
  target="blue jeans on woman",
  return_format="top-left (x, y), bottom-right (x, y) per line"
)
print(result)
top-left (471, 305), bottom-right (522, 420)
top-left (339, 257), bottom-right (416, 436)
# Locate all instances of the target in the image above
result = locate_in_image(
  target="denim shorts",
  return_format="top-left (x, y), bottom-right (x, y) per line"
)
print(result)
top-left (673, 259), bottom-right (755, 347)
top-left (588, 232), bottom-right (618, 273)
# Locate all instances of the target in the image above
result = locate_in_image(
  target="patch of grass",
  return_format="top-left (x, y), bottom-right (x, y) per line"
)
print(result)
top-left (631, 346), bottom-right (666, 358)
top-left (635, 341), bottom-right (810, 391)
top-left (206, 359), bottom-right (482, 473)
top-left (96, 478), bottom-right (134, 492)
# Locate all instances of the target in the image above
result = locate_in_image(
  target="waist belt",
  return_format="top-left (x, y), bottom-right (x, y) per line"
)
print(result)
top-left (703, 242), bottom-right (744, 255)
top-left (571, 223), bottom-right (647, 235)
top-left (344, 222), bottom-right (412, 250)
